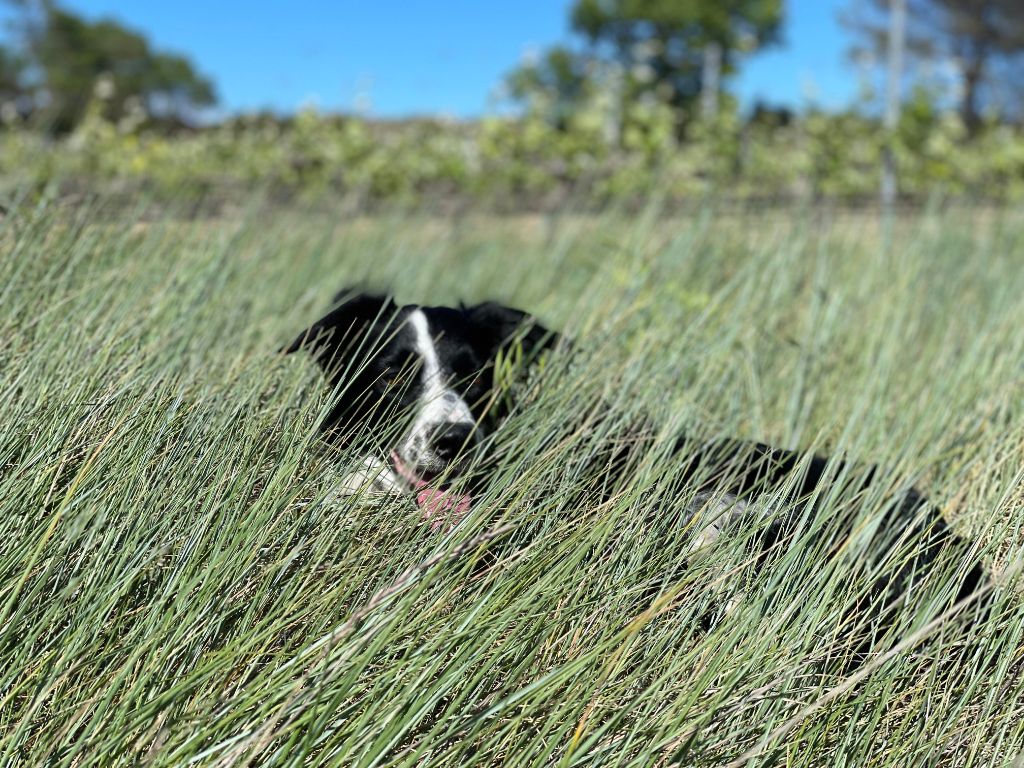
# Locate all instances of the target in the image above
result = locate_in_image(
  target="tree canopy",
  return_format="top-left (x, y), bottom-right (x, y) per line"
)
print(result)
top-left (0, 46), bottom-right (25, 102)
top-left (845, 0), bottom-right (1024, 129)
top-left (1, 1), bottom-right (216, 133)
top-left (508, 0), bottom-right (783, 131)
top-left (571, 0), bottom-right (783, 75)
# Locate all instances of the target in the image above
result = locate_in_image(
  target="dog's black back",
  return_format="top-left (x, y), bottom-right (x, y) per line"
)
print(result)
top-left (283, 292), bottom-right (989, 659)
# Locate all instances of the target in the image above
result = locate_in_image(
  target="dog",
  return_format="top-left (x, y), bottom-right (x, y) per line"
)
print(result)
top-left (284, 289), bottom-right (988, 635)
top-left (282, 290), bottom-right (562, 526)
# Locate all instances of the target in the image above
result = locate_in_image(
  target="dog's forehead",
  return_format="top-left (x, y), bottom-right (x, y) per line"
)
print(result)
top-left (368, 305), bottom-right (472, 365)
top-left (409, 305), bottom-right (475, 344)
top-left (358, 304), bottom-right (416, 358)
top-left (418, 305), bottom-right (465, 327)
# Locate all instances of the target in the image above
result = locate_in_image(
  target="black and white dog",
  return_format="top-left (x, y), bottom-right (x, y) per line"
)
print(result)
top-left (283, 290), bottom-right (561, 527)
top-left (284, 290), bottom-right (987, 619)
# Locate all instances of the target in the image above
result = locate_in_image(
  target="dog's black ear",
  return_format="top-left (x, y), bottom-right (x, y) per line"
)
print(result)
top-left (464, 301), bottom-right (562, 363)
top-left (282, 291), bottom-right (396, 382)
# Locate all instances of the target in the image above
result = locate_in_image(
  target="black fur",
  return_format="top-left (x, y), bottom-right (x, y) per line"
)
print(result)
top-left (283, 290), bottom-right (559, 450)
top-left (671, 436), bottom-right (986, 609)
top-left (283, 292), bottom-right (989, 654)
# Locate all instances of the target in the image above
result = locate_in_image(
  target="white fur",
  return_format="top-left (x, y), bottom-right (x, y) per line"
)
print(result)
top-left (333, 454), bottom-right (404, 499)
top-left (682, 491), bottom-right (789, 617)
top-left (685, 492), bottom-right (749, 554)
top-left (398, 310), bottom-right (475, 473)
top-left (684, 492), bottom-right (754, 616)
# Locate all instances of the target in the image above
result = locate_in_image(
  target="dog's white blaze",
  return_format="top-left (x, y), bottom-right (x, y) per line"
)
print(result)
top-left (400, 310), bottom-right (474, 467)
top-left (409, 310), bottom-right (443, 393)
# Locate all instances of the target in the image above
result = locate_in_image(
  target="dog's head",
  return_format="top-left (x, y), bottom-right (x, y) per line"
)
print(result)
top-left (283, 289), bottom-right (560, 486)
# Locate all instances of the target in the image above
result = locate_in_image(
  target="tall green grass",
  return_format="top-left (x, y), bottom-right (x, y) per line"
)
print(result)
top-left (1, 197), bottom-right (1022, 766)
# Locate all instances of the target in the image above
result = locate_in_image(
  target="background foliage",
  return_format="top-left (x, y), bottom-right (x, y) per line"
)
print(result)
top-left (2, 91), bottom-right (1024, 209)
top-left (2, 1), bottom-right (1024, 209)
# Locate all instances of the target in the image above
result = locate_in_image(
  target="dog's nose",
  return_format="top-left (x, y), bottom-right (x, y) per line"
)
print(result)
top-left (431, 423), bottom-right (475, 460)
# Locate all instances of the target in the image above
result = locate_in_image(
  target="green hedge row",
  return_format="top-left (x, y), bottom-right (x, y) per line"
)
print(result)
top-left (2, 94), bottom-right (1023, 207)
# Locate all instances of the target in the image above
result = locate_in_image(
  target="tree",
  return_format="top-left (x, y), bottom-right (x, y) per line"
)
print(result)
top-left (507, 0), bottom-right (783, 134)
top-left (506, 46), bottom-right (594, 131)
top-left (0, 46), bottom-right (25, 101)
top-left (4, 1), bottom-right (216, 133)
top-left (570, 0), bottom-right (783, 114)
top-left (881, 0), bottom-right (907, 209)
top-left (845, 0), bottom-right (1024, 130)
top-left (1, 2), bottom-right (29, 114)
top-left (934, 0), bottom-right (1024, 127)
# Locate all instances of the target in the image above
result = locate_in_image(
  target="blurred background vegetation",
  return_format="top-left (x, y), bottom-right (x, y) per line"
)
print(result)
top-left (1, 0), bottom-right (1024, 209)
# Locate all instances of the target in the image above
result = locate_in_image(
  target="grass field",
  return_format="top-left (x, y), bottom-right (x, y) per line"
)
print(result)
top-left (2, 197), bottom-right (1024, 766)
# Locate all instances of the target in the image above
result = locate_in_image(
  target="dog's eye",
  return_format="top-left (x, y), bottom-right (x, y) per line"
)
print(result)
top-left (379, 362), bottom-right (418, 388)
top-left (449, 352), bottom-right (480, 377)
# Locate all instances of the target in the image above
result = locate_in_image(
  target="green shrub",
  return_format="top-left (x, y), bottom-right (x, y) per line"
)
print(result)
top-left (2, 93), bottom-right (1024, 207)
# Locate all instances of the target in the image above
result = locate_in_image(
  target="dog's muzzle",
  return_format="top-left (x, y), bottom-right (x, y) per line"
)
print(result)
top-left (390, 450), bottom-right (472, 531)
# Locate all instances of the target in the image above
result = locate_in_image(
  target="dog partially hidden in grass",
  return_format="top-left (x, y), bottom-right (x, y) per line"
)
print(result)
top-left (284, 289), bottom-right (989, 639)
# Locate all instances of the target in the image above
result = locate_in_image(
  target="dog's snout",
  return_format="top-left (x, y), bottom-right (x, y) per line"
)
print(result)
top-left (430, 423), bottom-right (475, 460)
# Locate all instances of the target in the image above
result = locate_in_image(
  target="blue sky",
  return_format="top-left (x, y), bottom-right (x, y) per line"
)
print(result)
top-left (28, 0), bottom-right (859, 117)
